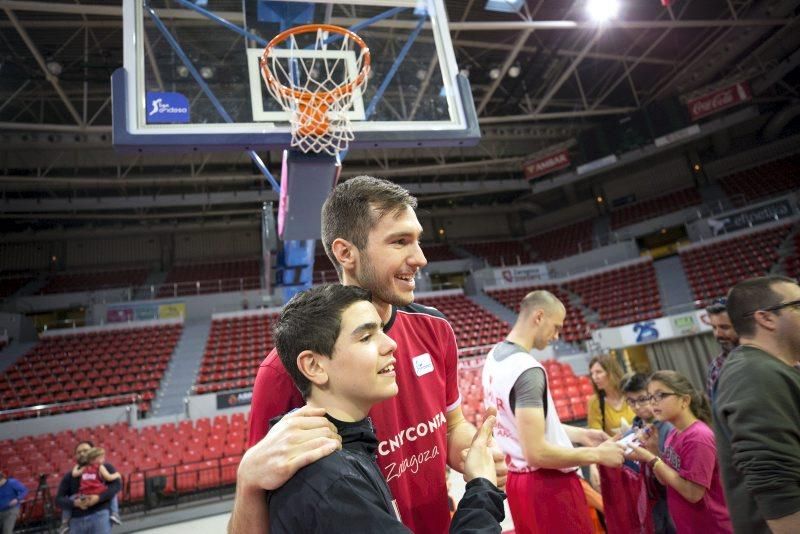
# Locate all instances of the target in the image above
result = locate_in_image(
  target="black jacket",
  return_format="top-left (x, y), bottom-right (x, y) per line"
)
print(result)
top-left (55, 463), bottom-right (121, 518)
top-left (268, 415), bottom-right (506, 533)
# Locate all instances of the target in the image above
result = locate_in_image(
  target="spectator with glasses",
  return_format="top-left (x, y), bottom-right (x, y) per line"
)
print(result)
top-left (704, 298), bottom-right (739, 400)
top-left (620, 373), bottom-right (675, 534)
top-left (713, 275), bottom-right (800, 534)
top-left (626, 371), bottom-right (732, 534)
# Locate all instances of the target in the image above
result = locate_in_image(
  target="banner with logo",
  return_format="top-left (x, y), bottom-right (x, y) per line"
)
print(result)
top-left (494, 264), bottom-right (550, 286)
top-left (522, 149), bottom-right (570, 180)
top-left (216, 389), bottom-right (253, 410)
top-left (687, 81), bottom-right (752, 121)
top-left (145, 92), bottom-right (190, 124)
top-left (594, 310), bottom-right (712, 349)
top-left (706, 198), bottom-right (793, 235)
top-left (158, 302), bottom-right (186, 320)
top-left (107, 301), bottom-right (185, 323)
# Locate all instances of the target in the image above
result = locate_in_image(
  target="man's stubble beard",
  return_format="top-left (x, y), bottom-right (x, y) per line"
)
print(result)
top-left (358, 251), bottom-right (412, 307)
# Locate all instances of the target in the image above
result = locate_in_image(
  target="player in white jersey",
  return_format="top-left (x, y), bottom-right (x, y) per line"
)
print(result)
top-left (482, 290), bottom-right (625, 534)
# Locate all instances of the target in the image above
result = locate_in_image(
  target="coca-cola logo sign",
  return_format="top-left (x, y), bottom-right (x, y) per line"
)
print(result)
top-left (522, 149), bottom-right (570, 180)
top-left (687, 81), bottom-right (751, 121)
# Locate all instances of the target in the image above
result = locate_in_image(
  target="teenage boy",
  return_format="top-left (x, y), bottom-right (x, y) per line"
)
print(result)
top-left (267, 284), bottom-right (505, 533)
top-left (230, 177), bottom-right (505, 534)
top-left (620, 373), bottom-right (675, 534)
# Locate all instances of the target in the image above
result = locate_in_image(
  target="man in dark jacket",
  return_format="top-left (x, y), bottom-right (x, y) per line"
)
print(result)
top-left (263, 284), bottom-right (505, 533)
top-left (56, 441), bottom-right (121, 534)
top-left (714, 275), bottom-right (800, 534)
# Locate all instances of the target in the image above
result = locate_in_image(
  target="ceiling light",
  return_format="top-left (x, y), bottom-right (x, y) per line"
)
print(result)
top-left (586, 0), bottom-right (620, 23)
top-left (489, 68), bottom-right (501, 80)
top-left (200, 66), bottom-right (214, 79)
top-left (46, 61), bottom-right (62, 76)
top-left (416, 69), bottom-right (427, 81)
top-left (508, 64), bottom-right (521, 78)
top-left (459, 68), bottom-right (470, 78)
top-left (176, 65), bottom-right (189, 78)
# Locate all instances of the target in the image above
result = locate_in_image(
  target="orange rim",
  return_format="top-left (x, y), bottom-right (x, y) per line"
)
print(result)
top-left (260, 24), bottom-right (371, 103)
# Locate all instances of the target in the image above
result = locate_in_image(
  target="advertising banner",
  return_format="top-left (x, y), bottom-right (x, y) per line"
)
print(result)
top-left (523, 149), bottom-right (570, 180)
top-left (494, 264), bottom-right (550, 286)
top-left (216, 389), bottom-right (253, 410)
top-left (687, 81), bottom-right (751, 121)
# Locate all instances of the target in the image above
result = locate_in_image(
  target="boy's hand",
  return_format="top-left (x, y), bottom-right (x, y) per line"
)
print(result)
top-left (463, 413), bottom-right (499, 486)
top-left (237, 406), bottom-right (342, 492)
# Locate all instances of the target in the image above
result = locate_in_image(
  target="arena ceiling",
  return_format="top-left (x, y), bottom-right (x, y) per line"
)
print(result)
top-left (0, 0), bottom-right (799, 235)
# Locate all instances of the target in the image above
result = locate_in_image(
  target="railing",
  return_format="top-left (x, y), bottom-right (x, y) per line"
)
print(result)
top-left (146, 276), bottom-right (262, 299)
top-left (0, 394), bottom-right (141, 422)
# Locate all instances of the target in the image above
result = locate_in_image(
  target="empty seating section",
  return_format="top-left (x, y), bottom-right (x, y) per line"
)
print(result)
top-left (157, 259), bottom-right (260, 298)
top-left (719, 154), bottom-right (800, 206)
top-left (610, 188), bottom-right (702, 230)
top-left (0, 275), bottom-right (33, 298)
top-left (526, 219), bottom-right (594, 261)
top-left (0, 324), bottom-right (181, 421)
top-left (566, 261), bottom-right (661, 327)
top-left (421, 244), bottom-right (459, 262)
top-left (459, 359), bottom-right (594, 427)
top-left (194, 313), bottom-right (278, 393)
top-left (461, 239), bottom-right (531, 267)
top-left (312, 253), bottom-right (338, 284)
top-left (38, 268), bottom-right (149, 295)
top-left (784, 231), bottom-right (800, 280)
top-left (680, 224), bottom-right (792, 306)
top-left (485, 285), bottom-right (589, 342)
top-left (0, 413), bottom-right (247, 515)
top-left (414, 294), bottom-right (509, 349)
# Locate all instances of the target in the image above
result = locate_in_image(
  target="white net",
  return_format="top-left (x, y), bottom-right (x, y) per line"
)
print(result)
top-left (261, 26), bottom-right (370, 156)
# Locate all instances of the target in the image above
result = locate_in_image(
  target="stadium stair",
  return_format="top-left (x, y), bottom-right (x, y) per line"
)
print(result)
top-left (0, 341), bottom-right (37, 374)
top-left (653, 256), bottom-right (695, 314)
top-left (774, 224), bottom-right (800, 275)
top-left (13, 274), bottom-right (50, 298)
top-left (467, 293), bottom-right (519, 325)
top-left (151, 319), bottom-right (211, 417)
top-left (135, 270), bottom-right (168, 300)
top-left (698, 182), bottom-right (734, 212)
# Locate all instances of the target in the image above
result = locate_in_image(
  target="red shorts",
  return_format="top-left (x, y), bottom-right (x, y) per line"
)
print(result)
top-left (506, 469), bottom-right (593, 534)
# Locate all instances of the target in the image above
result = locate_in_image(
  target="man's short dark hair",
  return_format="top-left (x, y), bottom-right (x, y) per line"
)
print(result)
top-left (706, 298), bottom-right (728, 316)
top-left (620, 373), bottom-right (649, 394)
top-left (321, 176), bottom-right (417, 279)
top-left (274, 284), bottom-right (372, 399)
top-left (75, 440), bottom-right (94, 452)
top-left (727, 275), bottom-right (797, 337)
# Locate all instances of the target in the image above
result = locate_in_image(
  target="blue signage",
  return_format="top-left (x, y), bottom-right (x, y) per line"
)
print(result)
top-left (145, 92), bottom-right (190, 124)
top-left (633, 321), bottom-right (659, 343)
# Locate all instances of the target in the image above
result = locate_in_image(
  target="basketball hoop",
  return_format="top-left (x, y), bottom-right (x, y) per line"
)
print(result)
top-left (260, 24), bottom-right (371, 156)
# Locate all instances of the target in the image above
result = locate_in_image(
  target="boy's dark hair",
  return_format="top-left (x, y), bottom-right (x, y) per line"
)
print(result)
top-left (620, 372), bottom-right (649, 394)
top-left (275, 284), bottom-right (372, 399)
top-left (727, 275), bottom-right (797, 337)
top-left (321, 176), bottom-right (417, 279)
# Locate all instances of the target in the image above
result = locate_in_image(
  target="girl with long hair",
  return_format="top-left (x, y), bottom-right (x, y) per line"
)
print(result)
top-left (627, 371), bottom-right (732, 534)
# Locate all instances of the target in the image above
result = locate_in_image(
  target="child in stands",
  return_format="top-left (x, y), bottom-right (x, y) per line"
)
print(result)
top-left (60, 447), bottom-right (122, 533)
top-left (626, 371), bottom-right (731, 534)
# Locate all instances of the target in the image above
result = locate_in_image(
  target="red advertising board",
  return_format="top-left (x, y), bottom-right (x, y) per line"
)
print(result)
top-left (522, 149), bottom-right (570, 180)
top-left (687, 81), bottom-right (752, 121)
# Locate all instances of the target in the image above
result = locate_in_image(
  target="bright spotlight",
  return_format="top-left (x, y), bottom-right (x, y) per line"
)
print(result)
top-left (586, 0), bottom-right (620, 22)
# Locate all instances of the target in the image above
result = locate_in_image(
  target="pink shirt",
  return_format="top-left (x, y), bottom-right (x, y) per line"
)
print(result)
top-left (662, 421), bottom-right (732, 534)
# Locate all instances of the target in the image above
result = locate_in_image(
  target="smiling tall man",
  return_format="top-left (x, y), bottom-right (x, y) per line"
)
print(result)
top-left (230, 176), bottom-right (506, 534)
